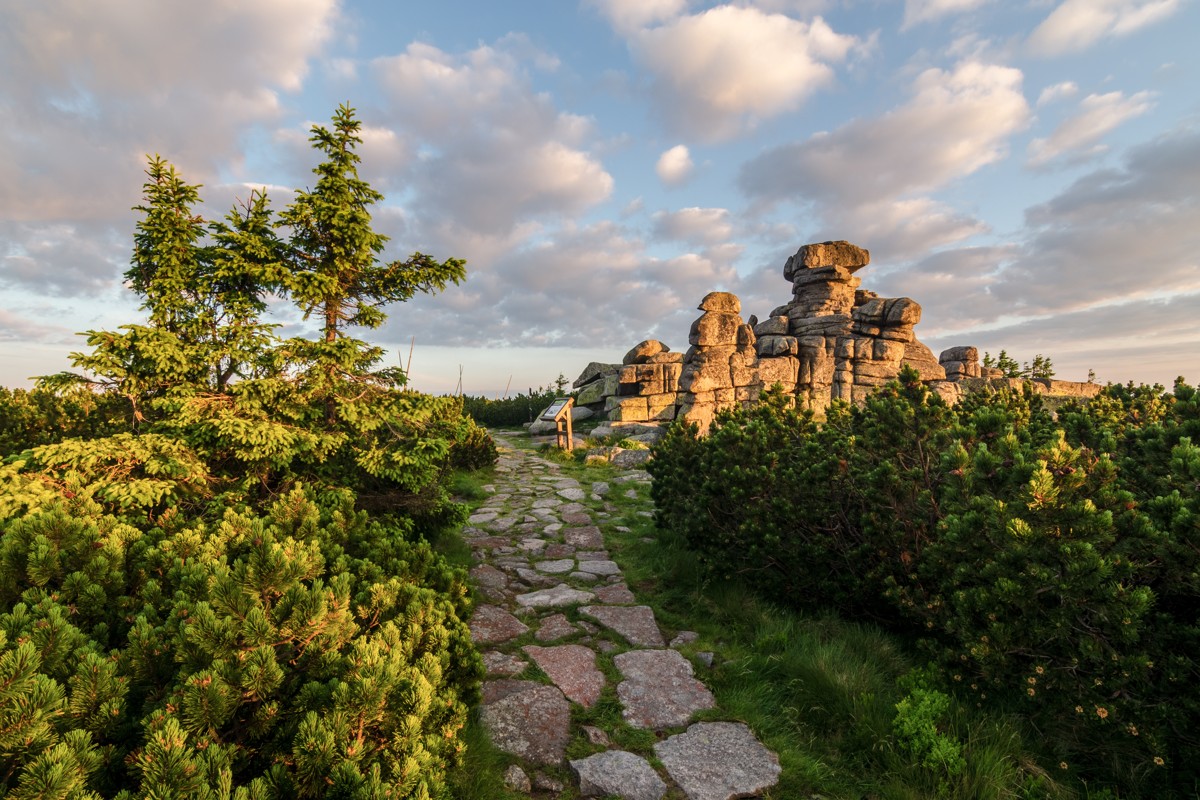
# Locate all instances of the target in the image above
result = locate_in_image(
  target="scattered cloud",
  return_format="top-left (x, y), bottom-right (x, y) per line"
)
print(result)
top-left (1027, 90), bottom-right (1155, 167)
top-left (656, 145), bottom-right (694, 186)
top-left (1037, 81), bottom-right (1079, 106)
top-left (617, 5), bottom-right (862, 141)
top-left (587, 0), bottom-right (689, 35)
top-left (903, 0), bottom-right (993, 29)
top-left (652, 207), bottom-right (735, 245)
top-left (1028, 0), bottom-right (1182, 57)
top-left (372, 41), bottom-right (613, 236)
top-left (739, 60), bottom-right (1030, 204)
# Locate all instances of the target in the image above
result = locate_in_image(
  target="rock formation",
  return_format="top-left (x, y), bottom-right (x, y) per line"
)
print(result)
top-left (571, 239), bottom-right (1101, 435)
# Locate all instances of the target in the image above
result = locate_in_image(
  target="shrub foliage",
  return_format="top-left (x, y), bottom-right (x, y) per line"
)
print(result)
top-left (0, 105), bottom-right (492, 797)
top-left (650, 371), bottom-right (1200, 795)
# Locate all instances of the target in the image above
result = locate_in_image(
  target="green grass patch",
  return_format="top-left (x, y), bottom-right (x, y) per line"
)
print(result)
top-left (575, 460), bottom-right (1078, 800)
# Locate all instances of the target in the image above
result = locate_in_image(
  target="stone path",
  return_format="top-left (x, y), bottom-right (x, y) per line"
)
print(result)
top-left (465, 432), bottom-right (781, 799)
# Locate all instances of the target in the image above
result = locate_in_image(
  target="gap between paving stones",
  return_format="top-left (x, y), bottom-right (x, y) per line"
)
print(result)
top-left (465, 432), bottom-right (780, 799)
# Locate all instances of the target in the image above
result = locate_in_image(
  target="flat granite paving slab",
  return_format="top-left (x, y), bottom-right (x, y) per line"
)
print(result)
top-left (570, 750), bottom-right (667, 800)
top-left (613, 649), bottom-right (715, 730)
top-left (654, 721), bottom-right (781, 800)
top-left (522, 644), bottom-right (605, 707)
top-left (480, 680), bottom-right (571, 765)
top-left (469, 604), bottom-right (530, 645)
top-left (516, 583), bottom-right (596, 608)
top-left (580, 605), bottom-right (665, 647)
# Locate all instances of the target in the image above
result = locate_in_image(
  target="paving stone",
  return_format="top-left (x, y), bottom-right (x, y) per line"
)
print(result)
top-left (544, 522), bottom-right (564, 533)
top-left (594, 583), bottom-right (637, 604)
top-left (488, 516), bottom-right (520, 531)
top-left (469, 564), bottom-right (507, 590)
top-left (570, 750), bottom-right (667, 800)
top-left (482, 650), bottom-right (527, 676)
top-left (533, 773), bottom-right (565, 793)
top-left (543, 543), bottom-right (575, 558)
top-left (592, 481), bottom-right (611, 496)
top-left (563, 512), bottom-right (593, 526)
top-left (582, 725), bottom-right (611, 746)
top-left (519, 537), bottom-right (548, 552)
top-left (535, 613), bottom-right (577, 642)
top-left (570, 571), bottom-right (600, 582)
top-left (516, 583), bottom-right (596, 608)
top-left (580, 605), bottom-right (665, 647)
top-left (557, 487), bottom-right (587, 501)
top-left (654, 722), bottom-right (781, 800)
top-left (624, 488), bottom-right (639, 499)
top-left (480, 680), bottom-right (571, 765)
top-left (578, 559), bottom-right (621, 575)
top-left (613, 649), bottom-right (715, 730)
top-left (559, 502), bottom-right (586, 514)
top-left (469, 604), bottom-right (530, 645)
top-left (533, 496), bottom-right (562, 508)
top-left (523, 644), bottom-right (605, 707)
top-left (535, 558), bottom-right (576, 574)
top-left (577, 550), bottom-right (609, 560)
top-left (564, 525), bottom-right (604, 549)
top-left (503, 764), bottom-right (531, 792)
top-left (670, 631), bottom-right (700, 648)
top-left (468, 511), bottom-right (499, 524)
top-left (516, 568), bottom-right (554, 586)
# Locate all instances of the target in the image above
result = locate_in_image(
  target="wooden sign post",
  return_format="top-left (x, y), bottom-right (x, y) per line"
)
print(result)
top-left (540, 397), bottom-right (575, 451)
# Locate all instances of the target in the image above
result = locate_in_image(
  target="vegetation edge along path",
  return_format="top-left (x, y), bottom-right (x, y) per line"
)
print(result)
top-left (460, 431), bottom-right (781, 799)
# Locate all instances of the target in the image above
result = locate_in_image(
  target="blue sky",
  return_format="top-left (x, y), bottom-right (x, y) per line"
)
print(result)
top-left (2, 0), bottom-right (1198, 395)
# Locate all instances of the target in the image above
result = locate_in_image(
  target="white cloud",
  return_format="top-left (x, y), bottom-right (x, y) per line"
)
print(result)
top-left (656, 145), bottom-right (694, 186)
top-left (877, 127), bottom-right (1200, 383)
top-left (1036, 81), bottom-right (1079, 106)
top-left (1028, 0), bottom-right (1182, 57)
top-left (587, 0), bottom-right (689, 35)
top-left (819, 198), bottom-right (989, 263)
top-left (622, 6), bottom-right (862, 141)
top-left (903, 0), bottom-right (993, 29)
top-left (1027, 90), bottom-right (1155, 167)
top-left (739, 60), bottom-right (1030, 204)
top-left (652, 207), bottom-right (735, 245)
top-left (373, 41), bottom-right (613, 235)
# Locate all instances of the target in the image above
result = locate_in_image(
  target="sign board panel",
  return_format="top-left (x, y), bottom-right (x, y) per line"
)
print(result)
top-left (540, 398), bottom-right (571, 421)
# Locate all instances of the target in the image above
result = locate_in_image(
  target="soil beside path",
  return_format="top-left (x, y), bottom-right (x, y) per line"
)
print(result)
top-left (464, 431), bottom-right (781, 800)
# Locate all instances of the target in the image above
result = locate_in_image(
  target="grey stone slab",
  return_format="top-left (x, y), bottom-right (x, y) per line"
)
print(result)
top-left (535, 613), bottom-right (578, 642)
top-left (557, 487), bottom-right (586, 501)
top-left (469, 564), bottom-right (507, 590)
top-left (516, 583), bottom-right (596, 608)
top-left (481, 680), bottom-right (570, 765)
top-left (523, 644), bottom-right (605, 707)
top-left (654, 722), bottom-right (781, 800)
top-left (469, 605), bottom-right (529, 645)
top-left (570, 750), bottom-right (667, 800)
top-left (578, 559), bottom-right (621, 576)
top-left (580, 605), bottom-right (665, 647)
top-left (482, 650), bottom-right (527, 676)
top-left (535, 558), bottom-right (576, 574)
top-left (614, 649), bottom-right (715, 730)
top-left (564, 525), bottom-right (604, 549)
top-left (594, 583), bottom-right (637, 604)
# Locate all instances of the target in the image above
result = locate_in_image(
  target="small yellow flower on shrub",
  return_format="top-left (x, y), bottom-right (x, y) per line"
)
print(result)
top-left (1035, 665), bottom-right (1044, 675)
top-left (1075, 706), bottom-right (1083, 714)
top-left (1027, 676), bottom-right (1037, 685)
top-left (1059, 762), bottom-right (1068, 770)
top-left (1154, 757), bottom-right (1165, 766)
top-left (1027, 688), bottom-right (1035, 696)
top-left (1096, 707), bottom-right (1109, 719)
top-left (1127, 725), bottom-right (1138, 736)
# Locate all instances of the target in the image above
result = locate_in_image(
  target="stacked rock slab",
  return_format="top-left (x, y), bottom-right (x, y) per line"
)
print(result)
top-left (755, 240), bottom-right (946, 412)
top-left (676, 292), bottom-right (761, 434)
top-left (575, 341), bottom-right (684, 425)
top-left (606, 340), bottom-right (684, 423)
